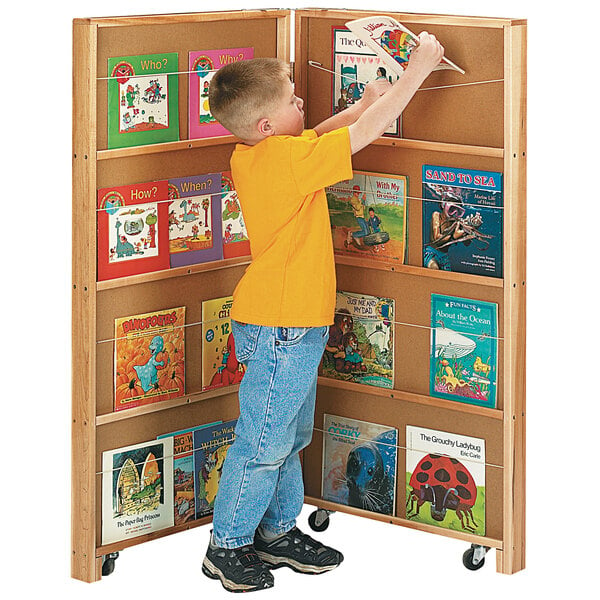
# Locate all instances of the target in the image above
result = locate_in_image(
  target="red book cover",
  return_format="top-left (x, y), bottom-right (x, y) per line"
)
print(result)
top-left (97, 180), bottom-right (170, 281)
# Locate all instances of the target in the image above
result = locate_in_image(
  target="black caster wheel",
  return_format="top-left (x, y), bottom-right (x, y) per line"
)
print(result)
top-left (308, 509), bottom-right (330, 532)
top-left (102, 552), bottom-right (119, 577)
top-left (462, 544), bottom-right (487, 571)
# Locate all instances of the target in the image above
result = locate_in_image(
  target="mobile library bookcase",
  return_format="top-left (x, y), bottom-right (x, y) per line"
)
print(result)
top-left (72, 8), bottom-right (526, 582)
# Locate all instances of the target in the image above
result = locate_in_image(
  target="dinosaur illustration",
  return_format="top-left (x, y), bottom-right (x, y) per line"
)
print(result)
top-left (134, 336), bottom-right (165, 393)
top-left (115, 219), bottom-right (135, 258)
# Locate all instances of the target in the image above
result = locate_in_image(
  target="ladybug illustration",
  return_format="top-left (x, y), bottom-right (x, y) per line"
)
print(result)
top-left (406, 453), bottom-right (478, 533)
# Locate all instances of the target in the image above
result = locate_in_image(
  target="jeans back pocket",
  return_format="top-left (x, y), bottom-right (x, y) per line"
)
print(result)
top-left (231, 321), bottom-right (261, 363)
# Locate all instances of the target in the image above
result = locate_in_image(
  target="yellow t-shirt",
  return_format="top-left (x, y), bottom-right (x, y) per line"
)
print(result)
top-left (230, 127), bottom-right (353, 327)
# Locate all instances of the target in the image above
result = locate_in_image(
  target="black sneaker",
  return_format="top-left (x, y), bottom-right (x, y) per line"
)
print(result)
top-left (202, 534), bottom-right (274, 593)
top-left (254, 527), bottom-right (343, 574)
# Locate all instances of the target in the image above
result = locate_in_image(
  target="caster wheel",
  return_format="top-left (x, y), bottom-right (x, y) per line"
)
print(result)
top-left (102, 552), bottom-right (119, 577)
top-left (462, 545), bottom-right (486, 571)
top-left (308, 510), bottom-right (330, 532)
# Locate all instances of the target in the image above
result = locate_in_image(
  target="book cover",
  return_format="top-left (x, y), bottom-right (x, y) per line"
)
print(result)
top-left (97, 180), bottom-right (170, 281)
top-left (430, 294), bottom-right (498, 408)
top-left (168, 173), bottom-right (223, 267)
top-left (406, 425), bottom-right (485, 535)
top-left (108, 52), bottom-right (179, 149)
top-left (158, 422), bottom-right (221, 525)
top-left (189, 48), bottom-right (254, 139)
top-left (345, 16), bottom-right (464, 75)
top-left (202, 296), bottom-right (246, 390)
top-left (422, 165), bottom-right (503, 278)
top-left (101, 437), bottom-right (174, 544)
top-left (193, 420), bottom-right (237, 518)
top-left (221, 172), bottom-right (251, 259)
top-left (114, 306), bottom-right (186, 412)
top-left (321, 291), bottom-right (395, 389)
top-left (332, 27), bottom-right (400, 136)
top-left (326, 170), bottom-right (408, 262)
top-left (322, 414), bottom-right (397, 516)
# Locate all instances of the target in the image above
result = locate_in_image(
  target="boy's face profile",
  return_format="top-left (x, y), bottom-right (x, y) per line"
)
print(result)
top-left (258, 79), bottom-right (304, 138)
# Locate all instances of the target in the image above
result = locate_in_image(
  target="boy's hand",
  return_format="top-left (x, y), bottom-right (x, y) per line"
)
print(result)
top-left (407, 31), bottom-right (445, 80)
top-left (360, 79), bottom-right (392, 107)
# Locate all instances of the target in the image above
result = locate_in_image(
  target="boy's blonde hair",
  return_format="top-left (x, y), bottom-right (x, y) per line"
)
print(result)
top-left (208, 58), bottom-right (291, 139)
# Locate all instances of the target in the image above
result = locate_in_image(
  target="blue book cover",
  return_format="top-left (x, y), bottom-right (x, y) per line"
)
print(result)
top-left (430, 294), bottom-right (498, 408)
top-left (422, 165), bottom-right (503, 278)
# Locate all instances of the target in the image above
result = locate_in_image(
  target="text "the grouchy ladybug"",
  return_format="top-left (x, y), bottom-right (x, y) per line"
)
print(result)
top-left (406, 453), bottom-right (478, 533)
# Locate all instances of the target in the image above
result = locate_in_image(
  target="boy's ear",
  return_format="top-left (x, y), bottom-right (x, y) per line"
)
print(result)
top-left (257, 117), bottom-right (274, 137)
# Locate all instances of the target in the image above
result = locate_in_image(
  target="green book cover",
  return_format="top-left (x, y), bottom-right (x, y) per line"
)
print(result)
top-left (108, 52), bottom-right (179, 149)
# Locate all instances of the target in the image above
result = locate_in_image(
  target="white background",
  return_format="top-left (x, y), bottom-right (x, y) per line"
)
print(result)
top-left (2, 0), bottom-right (597, 597)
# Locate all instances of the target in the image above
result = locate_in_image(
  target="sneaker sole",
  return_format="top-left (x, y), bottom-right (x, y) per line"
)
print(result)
top-left (202, 557), bottom-right (274, 593)
top-left (255, 550), bottom-right (341, 575)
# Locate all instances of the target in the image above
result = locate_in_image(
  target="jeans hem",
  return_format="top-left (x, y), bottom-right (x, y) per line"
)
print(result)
top-left (258, 520), bottom-right (296, 536)
top-left (211, 533), bottom-right (255, 550)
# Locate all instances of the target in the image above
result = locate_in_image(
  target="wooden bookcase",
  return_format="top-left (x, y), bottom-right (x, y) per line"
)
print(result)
top-left (72, 8), bottom-right (526, 582)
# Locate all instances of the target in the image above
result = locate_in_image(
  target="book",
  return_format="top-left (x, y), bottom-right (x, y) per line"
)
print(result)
top-left (101, 437), bottom-right (174, 544)
top-left (168, 173), bottom-right (223, 267)
top-left (430, 294), bottom-right (498, 408)
top-left (422, 165), bottom-right (503, 278)
top-left (158, 422), bottom-right (222, 525)
top-left (406, 425), bottom-right (485, 535)
top-left (97, 180), bottom-right (171, 281)
top-left (193, 419), bottom-right (237, 518)
top-left (332, 27), bottom-right (401, 136)
top-left (189, 47), bottom-right (254, 139)
top-left (202, 296), bottom-right (246, 390)
top-left (221, 172), bottom-right (251, 259)
top-left (326, 170), bottom-right (408, 263)
top-left (108, 52), bottom-right (179, 149)
top-left (322, 414), bottom-right (397, 516)
top-left (114, 307), bottom-right (186, 411)
top-left (345, 16), bottom-right (465, 76)
top-left (320, 291), bottom-right (395, 389)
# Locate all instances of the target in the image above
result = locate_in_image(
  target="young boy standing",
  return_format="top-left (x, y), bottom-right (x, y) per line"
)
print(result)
top-left (203, 33), bottom-right (444, 593)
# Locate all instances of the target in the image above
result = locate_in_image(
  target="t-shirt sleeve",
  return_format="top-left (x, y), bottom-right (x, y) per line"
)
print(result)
top-left (289, 127), bottom-right (353, 196)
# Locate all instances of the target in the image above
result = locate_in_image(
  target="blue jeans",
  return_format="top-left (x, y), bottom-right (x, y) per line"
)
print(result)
top-left (211, 321), bottom-right (329, 549)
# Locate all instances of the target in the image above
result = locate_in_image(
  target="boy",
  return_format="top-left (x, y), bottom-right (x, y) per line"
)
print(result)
top-left (203, 33), bottom-right (444, 593)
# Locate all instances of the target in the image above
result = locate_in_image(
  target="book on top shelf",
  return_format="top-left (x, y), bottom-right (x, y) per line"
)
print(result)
top-left (221, 172), bottom-right (251, 259)
top-left (422, 165), bottom-right (503, 278)
top-left (114, 306), bottom-right (186, 412)
top-left (326, 170), bottom-right (408, 263)
top-left (168, 173), bottom-right (223, 268)
top-left (189, 47), bottom-right (254, 139)
top-left (97, 180), bottom-right (170, 281)
top-left (430, 294), bottom-right (498, 408)
top-left (108, 52), bottom-right (180, 149)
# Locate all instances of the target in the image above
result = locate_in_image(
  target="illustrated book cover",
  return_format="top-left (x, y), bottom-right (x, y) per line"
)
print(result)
top-left (221, 172), bottom-right (251, 259)
top-left (97, 180), bottom-right (171, 281)
top-left (168, 173), bottom-right (223, 267)
top-left (406, 425), bottom-right (485, 535)
top-left (320, 291), bottom-right (395, 389)
top-left (108, 52), bottom-right (179, 149)
top-left (189, 48), bottom-right (254, 139)
top-left (193, 419), bottom-right (237, 518)
top-left (326, 170), bottom-right (408, 263)
top-left (322, 414), bottom-right (397, 516)
top-left (202, 296), bottom-right (246, 390)
top-left (430, 294), bottom-right (498, 408)
top-left (114, 306), bottom-right (186, 412)
top-left (422, 165), bottom-right (503, 278)
top-left (101, 437), bottom-right (174, 544)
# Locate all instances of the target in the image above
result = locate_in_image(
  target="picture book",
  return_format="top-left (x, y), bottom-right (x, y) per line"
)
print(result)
top-left (320, 291), bottom-right (395, 389)
top-left (168, 173), bottom-right (223, 267)
top-left (430, 294), bottom-right (498, 408)
top-left (193, 419), bottom-right (237, 518)
top-left (345, 16), bottom-right (465, 76)
top-left (114, 306), bottom-right (186, 412)
top-left (406, 425), bottom-right (485, 535)
top-left (97, 180), bottom-right (170, 281)
top-left (108, 52), bottom-right (179, 149)
top-left (221, 172), bottom-right (251, 259)
top-left (202, 296), bottom-right (245, 390)
top-left (189, 47), bottom-right (254, 139)
top-left (158, 421), bottom-right (221, 525)
top-left (322, 414), bottom-right (397, 516)
top-left (326, 170), bottom-right (408, 263)
top-left (332, 27), bottom-right (400, 136)
top-left (422, 165), bottom-right (503, 278)
top-left (101, 437), bottom-right (174, 544)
